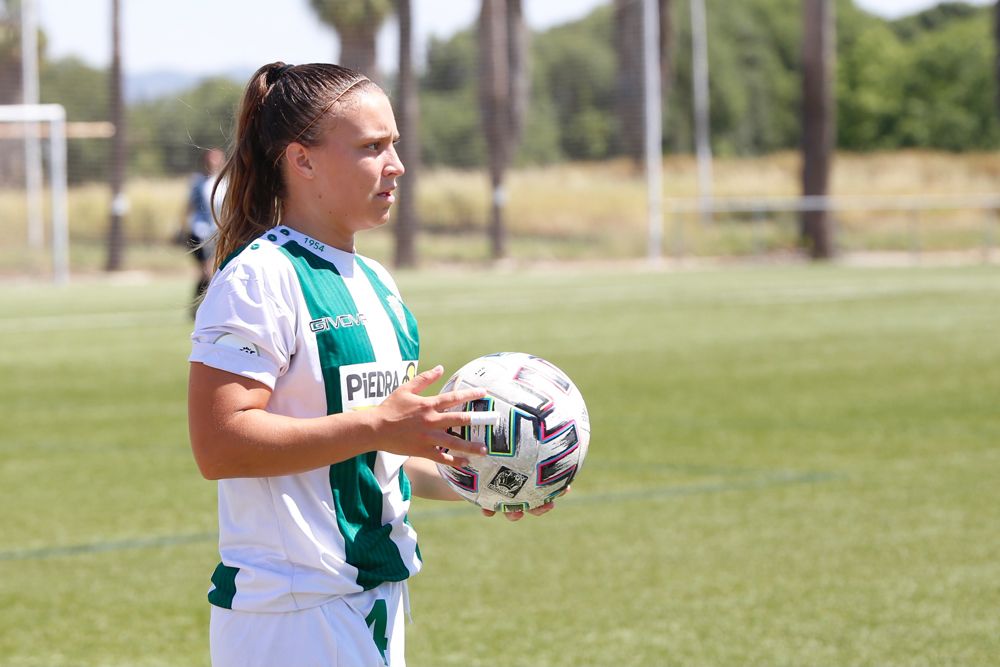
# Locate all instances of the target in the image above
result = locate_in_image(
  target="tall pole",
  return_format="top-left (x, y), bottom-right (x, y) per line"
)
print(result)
top-left (690, 0), bottom-right (713, 222)
top-left (50, 108), bottom-right (69, 284)
top-left (643, 0), bottom-right (663, 262)
top-left (21, 0), bottom-right (43, 249)
top-left (106, 0), bottom-right (127, 271)
top-left (479, 0), bottom-right (510, 260)
top-left (394, 0), bottom-right (418, 268)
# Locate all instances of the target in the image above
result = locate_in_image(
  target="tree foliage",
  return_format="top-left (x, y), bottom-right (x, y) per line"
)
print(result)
top-left (529, 0), bottom-right (996, 160)
top-left (40, 57), bottom-right (109, 182)
top-left (308, 0), bottom-right (394, 29)
top-left (128, 77), bottom-right (242, 176)
top-left (23, 0), bottom-right (1000, 181)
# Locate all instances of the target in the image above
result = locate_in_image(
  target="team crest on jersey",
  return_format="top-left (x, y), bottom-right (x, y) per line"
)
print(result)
top-left (341, 360), bottom-right (418, 411)
top-left (386, 294), bottom-right (405, 323)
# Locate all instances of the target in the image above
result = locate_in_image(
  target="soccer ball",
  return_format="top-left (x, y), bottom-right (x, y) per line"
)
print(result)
top-left (436, 352), bottom-right (591, 512)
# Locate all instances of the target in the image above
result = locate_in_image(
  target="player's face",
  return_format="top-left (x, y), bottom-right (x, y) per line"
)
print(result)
top-left (309, 90), bottom-right (404, 236)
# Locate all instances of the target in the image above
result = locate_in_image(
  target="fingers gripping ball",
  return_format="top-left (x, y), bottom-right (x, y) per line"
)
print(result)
top-left (436, 353), bottom-right (591, 512)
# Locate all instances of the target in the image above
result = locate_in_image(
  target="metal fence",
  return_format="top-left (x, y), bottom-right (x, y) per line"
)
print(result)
top-left (664, 194), bottom-right (1000, 262)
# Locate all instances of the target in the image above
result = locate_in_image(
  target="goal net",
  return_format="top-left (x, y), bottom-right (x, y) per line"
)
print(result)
top-left (0, 104), bottom-right (69, 283)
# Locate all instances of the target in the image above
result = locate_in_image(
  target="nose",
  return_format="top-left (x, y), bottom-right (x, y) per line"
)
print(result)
top-left (384, 144), bottom-right (405, 178)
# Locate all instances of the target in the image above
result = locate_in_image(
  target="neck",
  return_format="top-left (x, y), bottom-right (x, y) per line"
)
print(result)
top-left (280, 200), bottom-right (355, 254)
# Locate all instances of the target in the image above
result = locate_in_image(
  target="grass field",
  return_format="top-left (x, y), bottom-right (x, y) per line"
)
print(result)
top-left (1, 263), bottom-right (999, 666)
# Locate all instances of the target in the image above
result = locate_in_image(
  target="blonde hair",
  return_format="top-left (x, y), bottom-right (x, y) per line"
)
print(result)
top-left (212, 62), bottom-right (376, 269)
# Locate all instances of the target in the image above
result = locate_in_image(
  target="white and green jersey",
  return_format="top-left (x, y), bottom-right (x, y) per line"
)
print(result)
top-left (189, 225), bottom-right (422, 613)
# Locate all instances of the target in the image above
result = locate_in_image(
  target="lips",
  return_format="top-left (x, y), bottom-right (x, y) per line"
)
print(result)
top-left (377, 187), bottom-right (396, 204)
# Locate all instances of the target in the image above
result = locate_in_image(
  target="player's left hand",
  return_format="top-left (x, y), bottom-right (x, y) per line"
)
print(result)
top-left (481, 486), bottom-right (569, 522)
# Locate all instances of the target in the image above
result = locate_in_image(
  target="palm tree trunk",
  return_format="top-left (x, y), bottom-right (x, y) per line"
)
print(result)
top-left (339, 25), bottom-right (378, 78)
top-left (994, 1), bottom-right (1000, 118)
top-left (660, 0), bottom-right (673, 98)
top-left (614, 0), bottom-right (644, 166)
top-left (0, 6), bottom-right (24, 186)
top-left (394, 0), bottom-right (418, 267)
top-left (800, 0), bottom-right (835, 259)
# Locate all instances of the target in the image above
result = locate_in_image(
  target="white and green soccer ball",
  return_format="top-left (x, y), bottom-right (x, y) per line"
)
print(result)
top-left (437, 352), bottom-right (591, 512)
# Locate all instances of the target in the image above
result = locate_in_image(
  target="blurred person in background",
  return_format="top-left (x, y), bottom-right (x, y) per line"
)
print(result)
top-left (183, 147), bottom-right (226, 315)
top-left (187, 62), bottom-right (557, 667)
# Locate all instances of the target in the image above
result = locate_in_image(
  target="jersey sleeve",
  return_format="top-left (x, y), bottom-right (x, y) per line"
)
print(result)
top-left (189, 259), bottom-right (297, 390)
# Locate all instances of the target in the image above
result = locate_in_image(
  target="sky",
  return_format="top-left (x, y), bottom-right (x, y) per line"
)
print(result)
top-left (33, 0), bottom-right (994, 76)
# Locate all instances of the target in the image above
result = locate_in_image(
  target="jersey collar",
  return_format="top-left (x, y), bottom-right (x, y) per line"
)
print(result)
top-left (272, 225), bottom-right (358, 273)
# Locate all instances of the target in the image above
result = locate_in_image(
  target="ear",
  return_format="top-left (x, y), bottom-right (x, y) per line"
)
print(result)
top-left (284, 142), bottom-right (315, 180)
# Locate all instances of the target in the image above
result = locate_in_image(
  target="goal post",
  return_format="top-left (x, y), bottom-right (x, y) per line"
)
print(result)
top-left (0, 103), bottom-right (70, 284)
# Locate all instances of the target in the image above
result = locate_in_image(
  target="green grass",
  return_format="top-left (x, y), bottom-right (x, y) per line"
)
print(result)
top-left (1, 264), bottom-right (999, 666)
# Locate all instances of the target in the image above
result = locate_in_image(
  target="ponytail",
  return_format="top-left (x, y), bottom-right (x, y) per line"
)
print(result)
top-left (212, 62), bottom-right (375, 270)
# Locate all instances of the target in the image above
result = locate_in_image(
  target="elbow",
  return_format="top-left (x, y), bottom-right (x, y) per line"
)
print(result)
top-left (190, 434), bottom-right (227, 480)
top-left (193, 452), bottom-right (224, 481)
top-left (197, 463), bottom-right (225, 481)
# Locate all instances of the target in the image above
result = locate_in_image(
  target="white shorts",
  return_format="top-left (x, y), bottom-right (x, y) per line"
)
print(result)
top-left (210, 581), bottom-right (409, 667)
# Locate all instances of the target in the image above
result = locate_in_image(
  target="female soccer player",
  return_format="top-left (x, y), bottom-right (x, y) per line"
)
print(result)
top-left (187, 62), bottom-right (555, 667)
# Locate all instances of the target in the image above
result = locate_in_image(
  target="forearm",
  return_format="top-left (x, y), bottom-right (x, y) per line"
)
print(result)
top-left (189, 362), bottom-right (489, 481)
top-left (189, 362), bottom-right (379, 479)
top-left (191, 407), bottom-right (376, 480)
top-left (404, 457), bottom-right (462, 501)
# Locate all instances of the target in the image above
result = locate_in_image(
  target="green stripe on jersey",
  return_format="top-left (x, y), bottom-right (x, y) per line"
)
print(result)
top-left (400, 468), bottom-right (423, 563)
top-left (278, 241), bottom-right (410, 590)
top-left (208, 562), bottom-right (240, 609)
top-left (279, 242), bottom-right (376, 413)
top-left (330, 453), bottom-right (411, 589)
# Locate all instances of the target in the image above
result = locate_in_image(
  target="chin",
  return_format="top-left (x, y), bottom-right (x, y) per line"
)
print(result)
top-left (360, 214), bottom-right (390, 232)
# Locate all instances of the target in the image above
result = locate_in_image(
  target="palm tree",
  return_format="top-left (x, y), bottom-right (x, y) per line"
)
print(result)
top-left (308, 0), bottom-right (394, 77)
top-left (477, 0), bottom-right (528, 260)
top-left (0, 0), bottom-right (23, 105)
top-left (614, 0), bottom-right (672, 167)
top-left (394, 0), bottom-right (418, 267)
top-left (0, 1), bottom-right (24, 185)
top-left (994, 1), bottom-right (1000, 119)
top-left (800, 0), bottom-right (835, 259)
top-left (659, 0), bottom-right (673, 97)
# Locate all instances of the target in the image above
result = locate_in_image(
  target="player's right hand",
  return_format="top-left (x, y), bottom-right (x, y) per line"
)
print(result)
top-left (370, 365), bottom-right (490, 467)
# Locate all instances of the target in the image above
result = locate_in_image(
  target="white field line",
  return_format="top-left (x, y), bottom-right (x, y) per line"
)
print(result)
top-left (424, 278), bottom-right (1000, 313)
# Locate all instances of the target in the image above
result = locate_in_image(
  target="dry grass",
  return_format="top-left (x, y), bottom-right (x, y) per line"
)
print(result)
top-left (2, 151), bottom-right (999, 274)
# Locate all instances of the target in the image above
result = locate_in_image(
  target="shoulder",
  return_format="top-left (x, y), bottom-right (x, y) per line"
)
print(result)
top-left (215, 232), bottom-right (300, 298)
top-left (197, 232), bottom-right (305, 342)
